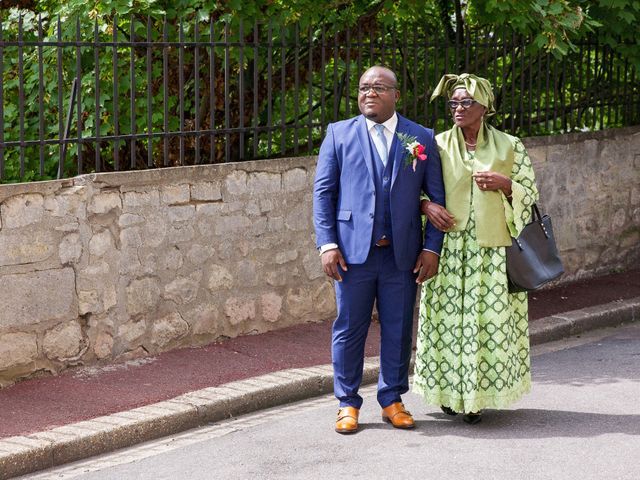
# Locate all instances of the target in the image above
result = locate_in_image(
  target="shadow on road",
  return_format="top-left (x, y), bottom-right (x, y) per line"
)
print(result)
top-left (374, 409), bottom-right (640, 439)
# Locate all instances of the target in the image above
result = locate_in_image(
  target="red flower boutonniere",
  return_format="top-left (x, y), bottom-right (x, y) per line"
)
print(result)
top-left (396, 133), bottom-right (427, 171)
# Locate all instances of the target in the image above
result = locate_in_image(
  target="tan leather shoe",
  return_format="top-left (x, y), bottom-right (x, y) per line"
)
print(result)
top-left (335, 406), bottom-right (359, 434)
top-left (381, 402), bottom-right (415, 429)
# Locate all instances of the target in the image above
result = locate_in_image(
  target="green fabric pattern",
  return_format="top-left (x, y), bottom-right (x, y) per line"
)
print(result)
top-left (413, 141), bottom-right (539, 414)
top-left (436, 123), bottom-right (517, 247)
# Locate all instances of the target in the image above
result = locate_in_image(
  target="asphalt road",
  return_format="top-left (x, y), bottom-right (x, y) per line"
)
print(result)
top-left (23, 322), bottom-right (640, 480)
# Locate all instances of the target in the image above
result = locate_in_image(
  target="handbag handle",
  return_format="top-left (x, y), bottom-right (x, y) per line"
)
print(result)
top-left (529, 204), bottom-right (551, 239)
top-left (531, 204), bottom-right (542, 222)
top-left (514, 204), bottom-right (550, 251)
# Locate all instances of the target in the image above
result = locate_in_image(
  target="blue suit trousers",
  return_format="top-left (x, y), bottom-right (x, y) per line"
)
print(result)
top-left (332, 246), bottom-right (418, 409)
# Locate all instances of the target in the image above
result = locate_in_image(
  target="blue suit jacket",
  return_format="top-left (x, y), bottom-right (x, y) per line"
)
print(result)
top-left (313, 114), bottom-right (445, 271)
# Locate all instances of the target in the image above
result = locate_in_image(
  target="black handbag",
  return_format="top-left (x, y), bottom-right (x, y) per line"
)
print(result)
top-left (506, 204), bottom-right (564, 293)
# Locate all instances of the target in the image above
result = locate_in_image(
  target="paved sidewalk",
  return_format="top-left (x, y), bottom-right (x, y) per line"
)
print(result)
top-left (1, 269), bottom-right (639, 479)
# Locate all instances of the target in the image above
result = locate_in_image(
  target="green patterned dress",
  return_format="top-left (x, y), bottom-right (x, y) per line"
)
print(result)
top-left (413, 139), bottom-right (539, 413)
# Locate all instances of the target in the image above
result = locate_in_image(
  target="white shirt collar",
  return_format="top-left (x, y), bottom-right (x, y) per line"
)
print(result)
top-left (365, 112), bottom-right (398, 134)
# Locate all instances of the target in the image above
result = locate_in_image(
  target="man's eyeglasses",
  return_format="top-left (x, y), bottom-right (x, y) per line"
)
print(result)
top-left (358, 84), bottom-right (396, 95)
top-left (447, 99), bottom-right (477, 110)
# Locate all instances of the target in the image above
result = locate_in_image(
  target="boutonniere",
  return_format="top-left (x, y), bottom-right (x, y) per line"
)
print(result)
top-left (396, 133), bottom-right (427, 171)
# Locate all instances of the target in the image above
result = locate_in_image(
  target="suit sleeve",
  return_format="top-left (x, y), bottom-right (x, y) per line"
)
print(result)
top-left (313, 124), bottom-right (340, 248)
top-left (422, 131), bottom-right (446, 254)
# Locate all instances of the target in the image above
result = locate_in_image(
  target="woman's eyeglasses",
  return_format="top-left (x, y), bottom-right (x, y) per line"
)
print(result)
top-left (447, 99), bottom-right (477, 110)
top-left (358, 84), bottom-right (395, 94)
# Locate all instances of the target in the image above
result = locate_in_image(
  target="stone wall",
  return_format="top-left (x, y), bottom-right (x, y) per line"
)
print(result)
top-left (524, 126), bottom-right (640, 279)
top-left (0, 127), bottom-right (639, 386)
top-left (0, 159), bottom-right (333, 387)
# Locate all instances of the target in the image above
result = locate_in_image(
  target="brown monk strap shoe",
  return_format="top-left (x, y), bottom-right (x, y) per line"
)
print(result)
top-left (381, 402), bottom-right (415, 429)
top-left (335, 406), bottom-right (359, 434)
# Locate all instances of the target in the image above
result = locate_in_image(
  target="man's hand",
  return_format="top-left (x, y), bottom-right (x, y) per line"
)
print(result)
top-left (413, 250), bottom-right (439, 284)
top-left (321, 248), bottom-right (347, 282)
top-left (421, 200), bottom-right (455, 231)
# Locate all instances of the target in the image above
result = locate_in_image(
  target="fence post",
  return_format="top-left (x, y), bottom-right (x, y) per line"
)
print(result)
top-left (58, 77), bottom-right (78, 180)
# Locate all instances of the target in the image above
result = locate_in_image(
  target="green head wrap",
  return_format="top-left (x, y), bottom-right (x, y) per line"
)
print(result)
top-left (430, 73), bottom-right (496, 117)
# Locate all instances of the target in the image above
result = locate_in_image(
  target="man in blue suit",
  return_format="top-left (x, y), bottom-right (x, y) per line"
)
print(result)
top-left (313, 66), bottom-right (445, 434)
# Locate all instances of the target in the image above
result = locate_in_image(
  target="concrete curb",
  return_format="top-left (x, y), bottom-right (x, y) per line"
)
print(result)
top-left (529, 297), bottom-right (640, 345)
top-left (2, 297), bottom-right (639, 479)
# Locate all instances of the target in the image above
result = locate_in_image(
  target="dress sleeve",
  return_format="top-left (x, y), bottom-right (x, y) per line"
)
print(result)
top-left (502, 138), bottom-right (539, 238)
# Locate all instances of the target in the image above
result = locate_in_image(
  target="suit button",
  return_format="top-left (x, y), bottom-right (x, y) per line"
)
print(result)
top-left (383, 176), bottom-right (389, 182)
top-left (369, 213), bottom-right (374, 218)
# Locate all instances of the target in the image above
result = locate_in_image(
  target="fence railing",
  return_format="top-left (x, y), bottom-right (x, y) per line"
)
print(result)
top-left (1, 14), bottom-right (638, 183)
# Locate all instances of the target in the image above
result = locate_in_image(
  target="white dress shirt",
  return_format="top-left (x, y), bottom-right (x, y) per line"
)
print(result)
top-left (365, 114), bottom-right (397, 164)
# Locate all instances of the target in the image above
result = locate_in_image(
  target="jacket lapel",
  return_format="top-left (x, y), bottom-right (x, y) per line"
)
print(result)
top-left (391, 114), bottom-right (409, 188)
top-left (355, 115), bottom-right (375, 182)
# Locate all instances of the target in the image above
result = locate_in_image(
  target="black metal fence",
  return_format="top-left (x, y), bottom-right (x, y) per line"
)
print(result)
top-left (1, 14), bottom-right (638, 183)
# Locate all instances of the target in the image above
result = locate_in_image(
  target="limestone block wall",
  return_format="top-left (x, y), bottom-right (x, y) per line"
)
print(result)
top-left (0, 158), bottom-right (333, 387)
top-left (0, 126), bottom-right (638, 386)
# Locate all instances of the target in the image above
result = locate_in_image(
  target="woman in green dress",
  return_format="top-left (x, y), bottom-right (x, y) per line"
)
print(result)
top-left (413, 74), bottom-right (539, 424)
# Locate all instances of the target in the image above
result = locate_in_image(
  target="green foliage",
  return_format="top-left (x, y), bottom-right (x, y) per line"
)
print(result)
top-left (468, 0), bottom-right (598, 57)
top-left (581, 0), bottom-right (640, 69)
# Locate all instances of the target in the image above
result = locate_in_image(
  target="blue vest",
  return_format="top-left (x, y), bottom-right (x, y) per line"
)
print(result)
top-left (369, 133), bottom-right (395, 248)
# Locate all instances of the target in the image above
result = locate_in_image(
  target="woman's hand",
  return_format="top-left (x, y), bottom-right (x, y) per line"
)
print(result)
top-left (472, 171), bottom-right (512, 197)
top-left (421, 200), bottom-right (455, 231)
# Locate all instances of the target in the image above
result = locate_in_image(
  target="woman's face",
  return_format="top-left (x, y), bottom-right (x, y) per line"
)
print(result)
top-left (450, 88), bottom-right (486, 131)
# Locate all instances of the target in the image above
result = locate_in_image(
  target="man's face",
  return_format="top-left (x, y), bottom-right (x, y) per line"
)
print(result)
top-left (358, 67), bottom-right (399, 123)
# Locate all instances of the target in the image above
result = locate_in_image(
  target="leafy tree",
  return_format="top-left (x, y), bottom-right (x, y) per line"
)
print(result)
top-left (581, 0), bottom-right (640, 68)
top-left (0, 0), bottom-right (638, 183)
